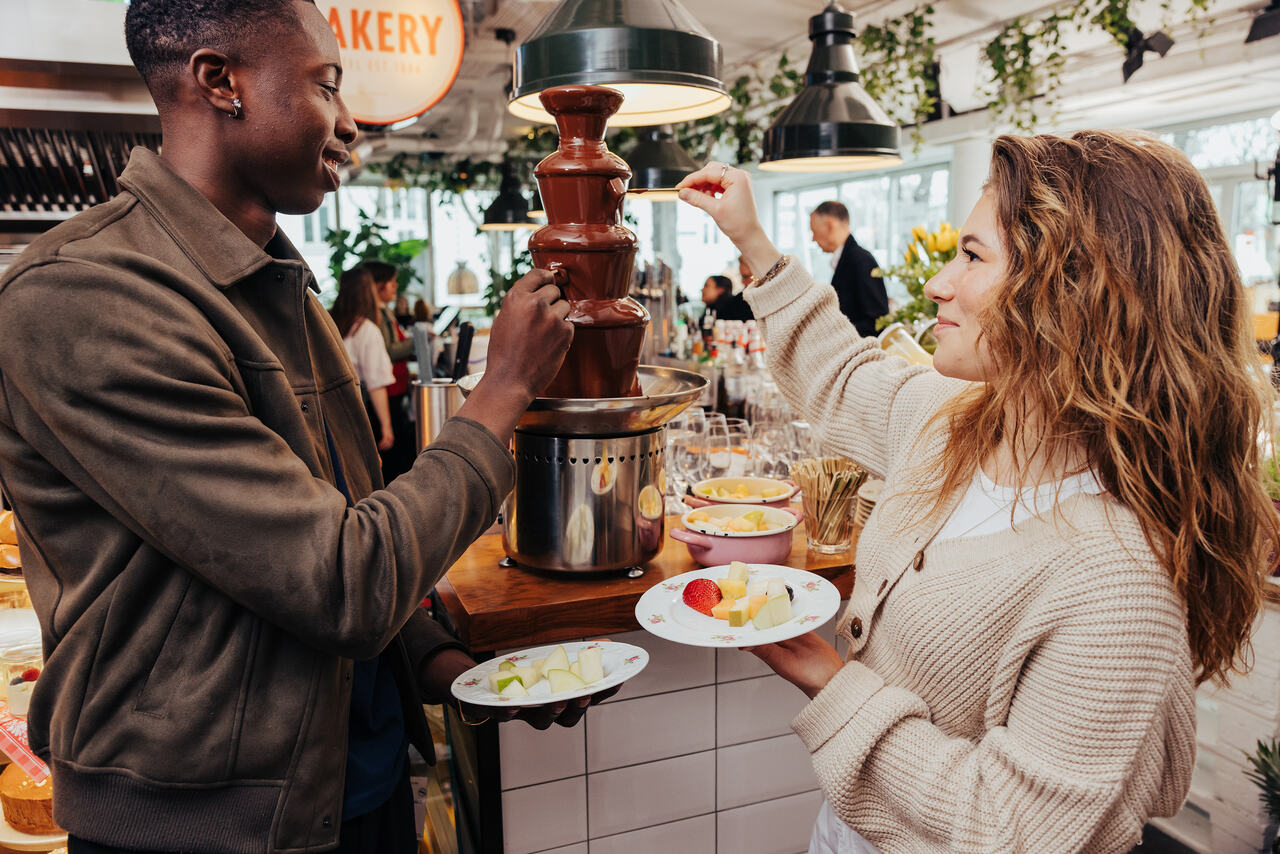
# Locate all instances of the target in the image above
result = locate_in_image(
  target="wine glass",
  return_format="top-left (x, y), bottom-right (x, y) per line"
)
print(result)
top-left (704, 413), bottom-right (731, 480)
top-left (724, 417), bottom-right (752, 477)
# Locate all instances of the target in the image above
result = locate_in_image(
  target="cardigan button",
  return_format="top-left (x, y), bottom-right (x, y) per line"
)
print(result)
top-left (851, 617), bottom-right (863, 638)
top-left (912, 550), bottom-right (925, 572)
top-left (877, 579), bottom-right (887, 595)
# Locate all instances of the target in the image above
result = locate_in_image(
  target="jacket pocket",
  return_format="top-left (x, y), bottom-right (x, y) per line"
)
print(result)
top-left (133, 575), bottom-right (193, 718)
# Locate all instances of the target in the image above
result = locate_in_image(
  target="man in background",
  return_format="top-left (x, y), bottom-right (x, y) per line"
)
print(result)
top-left (809, 201), bottom-right (888, 337)
top-left (364, 260), bottom-right (416, 479)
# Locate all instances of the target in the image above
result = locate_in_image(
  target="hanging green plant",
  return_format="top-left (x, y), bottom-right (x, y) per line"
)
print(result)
top-left (983, 8), bottom-right (1073, 133)
top-left (325, 208), bottom-right (428, 290)
top-left (857, 5), bottom-right (939, 150)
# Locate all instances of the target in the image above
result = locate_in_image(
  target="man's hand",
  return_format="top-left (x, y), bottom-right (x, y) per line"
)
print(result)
top-left (454, 268), bottom-right (572, 445)
top-left (483, 269), bottom-right (572, 400)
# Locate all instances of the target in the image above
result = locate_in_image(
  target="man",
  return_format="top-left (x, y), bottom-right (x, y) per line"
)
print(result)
top-left (809, 200), bottom-right (889, 337)
top-left (0, 2), bottom-right (600, 853)
top-left (363, 260), bottom-right (415, 480)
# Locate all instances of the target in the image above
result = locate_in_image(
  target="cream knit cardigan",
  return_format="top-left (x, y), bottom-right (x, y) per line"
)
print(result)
top-left (743, 259), bottom-right (1196, 854)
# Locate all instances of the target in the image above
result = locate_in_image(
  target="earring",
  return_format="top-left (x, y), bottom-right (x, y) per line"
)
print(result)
top-left (229, 97), bottom-right (242, 119)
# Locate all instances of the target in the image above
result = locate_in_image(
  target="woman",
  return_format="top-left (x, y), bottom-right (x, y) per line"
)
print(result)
top-left (677, 131), bottom-right (1279, 853)
top-left (330, 266), bottom-right (396, 452)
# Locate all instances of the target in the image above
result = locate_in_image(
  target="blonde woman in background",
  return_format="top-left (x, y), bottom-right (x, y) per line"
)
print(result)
top-left (330, 266), bottom-right (396, 452)
top-left (678, 131), bottom-right (1279, 853)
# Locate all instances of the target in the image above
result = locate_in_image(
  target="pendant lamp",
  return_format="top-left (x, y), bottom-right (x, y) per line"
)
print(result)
top-left (509, 0), bottom-right (731, 127)
top-left (480, 162), bottom-right (538, 231)
top-left (759, 3), bottom-right (902, 172)
top-left (623, 125), bottom-right (700, 201)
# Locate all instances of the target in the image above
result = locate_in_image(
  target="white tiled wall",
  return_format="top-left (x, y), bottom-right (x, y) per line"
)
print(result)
top-left (497, 604), bottom-right (849, 853)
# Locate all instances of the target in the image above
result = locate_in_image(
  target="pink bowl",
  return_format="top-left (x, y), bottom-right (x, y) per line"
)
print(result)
top-left (671, 505), bottom-right (803, 567)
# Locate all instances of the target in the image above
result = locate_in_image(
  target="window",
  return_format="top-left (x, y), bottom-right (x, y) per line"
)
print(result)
top-left (430, 190), bottom-right (495, 308)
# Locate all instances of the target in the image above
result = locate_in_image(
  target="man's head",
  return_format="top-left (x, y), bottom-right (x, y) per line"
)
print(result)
top-left (364, 261), bottom-right (398, 303)
top-left (125, 0), bottom-right (357, 216)
top-left (809, 201), bottom-right (851, 254)
top-left (702, 275), bottom-right (732, 306)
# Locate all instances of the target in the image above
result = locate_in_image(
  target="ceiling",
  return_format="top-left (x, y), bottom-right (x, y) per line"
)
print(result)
top-left (373, 0), bottom-right (1280, 169)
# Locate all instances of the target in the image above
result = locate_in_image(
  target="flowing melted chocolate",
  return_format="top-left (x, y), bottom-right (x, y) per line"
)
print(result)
top-left (530, 85), bottom-right (649, 399)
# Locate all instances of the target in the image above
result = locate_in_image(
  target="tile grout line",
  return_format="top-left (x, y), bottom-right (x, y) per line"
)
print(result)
top-left (501, 729), bottom-right (803, 793)
top-left (714, 645), bottom-right (719, 854)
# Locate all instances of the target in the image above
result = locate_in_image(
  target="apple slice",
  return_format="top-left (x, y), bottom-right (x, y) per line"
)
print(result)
top-left (578, 647), bottom-right (605, 684)
top-left (546, 669), bottom-right (587, 693)
top-left (490, 673), bottom-right (523, 693)
top-left (569, 660), bottom-right (583, 679)
top-left (512, 666), bottom-right (540, 689)
top-left (500, 678), bottom-right (528, 697)
top-left (765, 578), bottom-right (788, 599)
top-left (540, 645), bottom-right (570, 676)
top-left (728, 561), bottom-right (750, 583)
top-left (498, 660), bottom-right (517, 672)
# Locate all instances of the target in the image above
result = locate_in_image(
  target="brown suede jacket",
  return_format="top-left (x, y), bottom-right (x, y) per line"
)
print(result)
top-left (0, 149), bottom-right (514, 854)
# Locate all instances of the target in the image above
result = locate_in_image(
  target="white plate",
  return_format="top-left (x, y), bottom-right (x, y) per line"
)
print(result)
top-left (635, 564), bottom-right (840, 648)
top-left (450, 641), bottom-right (649, 709)
top-left (0, 799), bottom-right (65, 851)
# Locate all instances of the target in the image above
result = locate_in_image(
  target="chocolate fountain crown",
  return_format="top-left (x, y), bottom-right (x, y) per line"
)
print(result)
top-left (530, 85), bottom-right (649, 399)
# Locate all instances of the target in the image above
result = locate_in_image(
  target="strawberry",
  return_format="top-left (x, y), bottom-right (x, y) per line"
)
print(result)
top-left (20, 668), bottom-right (39, 682)
top-left (682, 578), bottom-right (722, 616)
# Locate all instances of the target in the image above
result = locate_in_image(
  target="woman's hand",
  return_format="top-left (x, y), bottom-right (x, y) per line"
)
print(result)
top-left (743, 632), bottom-right (845, 700)
top-left (676, 163), bottom-right (782, 278)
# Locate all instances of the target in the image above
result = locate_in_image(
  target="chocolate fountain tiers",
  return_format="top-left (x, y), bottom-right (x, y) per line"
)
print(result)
top-left (531, 85), bottom-right (648, 399)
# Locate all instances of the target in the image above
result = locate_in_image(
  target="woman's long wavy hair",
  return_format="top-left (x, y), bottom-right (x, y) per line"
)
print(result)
top-left (329, 266), bottom-right (379, 338)
top-left (932, 130), bottom-right (1279, 685)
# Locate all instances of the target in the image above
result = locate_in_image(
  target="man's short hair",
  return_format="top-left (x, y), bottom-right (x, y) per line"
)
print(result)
top-left (363, 261), bottom-right (398, 286)
top-left (812, 201), bottom-right (849, 223)
top-left (124, 0), bottom-right (311, 92)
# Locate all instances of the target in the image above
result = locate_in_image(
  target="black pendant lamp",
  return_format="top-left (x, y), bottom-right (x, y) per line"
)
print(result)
top-left (760, 3), bottom-right (902, 172)
top-left (623, 125), bottom-right (700, 201)
top-left (480, 162), bottom-right (538, 231)
top-left (509, 0), bottom-right (731, 127)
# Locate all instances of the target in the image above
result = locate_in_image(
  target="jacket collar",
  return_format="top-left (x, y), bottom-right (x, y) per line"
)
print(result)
top-left (116, 147), bottom-right (315, 291)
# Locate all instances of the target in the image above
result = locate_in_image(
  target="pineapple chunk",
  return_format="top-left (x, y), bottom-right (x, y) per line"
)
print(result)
top-left (716, 578), bottom-right (747, 599)
top-left (728, 561), bottom-right (751, 583)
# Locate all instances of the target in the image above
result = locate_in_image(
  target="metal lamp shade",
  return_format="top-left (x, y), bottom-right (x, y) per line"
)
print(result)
top-left (1246, 0), bottom-right (1280, 42)
top-left (759, 3), bottom-right (902, 172)
top-left (624, 125), bottom-right (699, 200)
top-left (509, 0), bottom-right (730, 127)
top-left (480, 166), bottom-right (538, 231)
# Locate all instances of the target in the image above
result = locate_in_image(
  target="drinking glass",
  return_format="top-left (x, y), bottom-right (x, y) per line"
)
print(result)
top-left (671, 430), bottom-right (709, 507)
top-left (704, 413), bottom-right (731, 479)
top-left (724, 418), bottom-right (752, 477)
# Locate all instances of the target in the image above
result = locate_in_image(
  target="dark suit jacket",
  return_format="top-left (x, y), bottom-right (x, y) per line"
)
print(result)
top-left (830, 235), bottom-right (889, 337)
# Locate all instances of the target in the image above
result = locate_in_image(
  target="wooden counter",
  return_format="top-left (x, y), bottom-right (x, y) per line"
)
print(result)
top-left (437, 517), bottom-right (855, 652)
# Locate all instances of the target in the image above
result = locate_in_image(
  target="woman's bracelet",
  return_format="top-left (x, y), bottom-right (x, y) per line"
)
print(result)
top-left (754, 255), bottom-right (790, 288)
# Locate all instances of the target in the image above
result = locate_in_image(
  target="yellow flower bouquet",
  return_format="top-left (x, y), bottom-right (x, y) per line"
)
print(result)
top-left (874, 222), bottom-right (957, 339)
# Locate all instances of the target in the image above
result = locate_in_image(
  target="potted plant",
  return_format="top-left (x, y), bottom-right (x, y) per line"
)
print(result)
top-left (1244, 738), bottom-right (1280, 852)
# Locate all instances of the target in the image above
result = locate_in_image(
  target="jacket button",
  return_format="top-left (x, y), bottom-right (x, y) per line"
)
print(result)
top-left (877, 579), bottom-right (887, 595)
top-left (321, 816), bottom-right (332, 829)
top-left (913, 550), bottom-right (925, 572)
top-left (851, 617), bottom-right (863, 638)
top-left (300, 401), bottom-right (310, 413)
top-left (275, 272), bottom-right (285, 282)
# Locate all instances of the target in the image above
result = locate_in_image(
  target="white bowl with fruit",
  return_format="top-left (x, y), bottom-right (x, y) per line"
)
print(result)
top-left (688, 476), bottom-right (797, 506)
top-left (672, 504), bottom-right (802, 566)
top-left (635, 561), bottom-right (841, 648)
top-left (450, 641), bottom-right (649, 708)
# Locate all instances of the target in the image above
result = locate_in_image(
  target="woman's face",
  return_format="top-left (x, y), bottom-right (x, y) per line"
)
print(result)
top-left (923, 192), bottom-right (1006, 382)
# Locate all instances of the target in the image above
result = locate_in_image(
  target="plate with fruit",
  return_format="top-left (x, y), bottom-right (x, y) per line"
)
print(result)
top-left (635, 561), bottom-right (840, 648)
top-left (450, 641), bottom-right (649, 708)
top-left (690, 476), bottom-right (797, 505)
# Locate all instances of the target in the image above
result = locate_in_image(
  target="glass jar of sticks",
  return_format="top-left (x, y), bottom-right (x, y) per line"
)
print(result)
top-left (791, 457), bottom-right (868, 554)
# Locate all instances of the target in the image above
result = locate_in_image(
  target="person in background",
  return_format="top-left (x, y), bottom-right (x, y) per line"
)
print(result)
top-left (330, 267), bottom-right (396, 452)
top-left (362, 260), bottom-right (416, 479)
top-left (810, 200), bottom-right (888, 337)
top-left (394, 294), bottom-right (413, 328)
top-left (413, 298), bottom-right (433, 324)
top-left (678, 132), bottom-right (1277, 853)
top-left (700, 274), bottom-right (754, 326)
top-left (0, 2), bottom-right (602, 853)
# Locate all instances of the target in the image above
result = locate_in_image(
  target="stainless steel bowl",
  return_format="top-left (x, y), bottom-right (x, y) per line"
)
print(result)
top-left (457, 365), bottom-right (707, 436)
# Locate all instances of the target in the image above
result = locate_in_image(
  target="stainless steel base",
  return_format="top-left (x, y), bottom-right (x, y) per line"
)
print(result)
top-left (502, 429), bottom-right (666, 573)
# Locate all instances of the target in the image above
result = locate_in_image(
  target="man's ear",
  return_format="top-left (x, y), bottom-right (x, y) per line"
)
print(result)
top-left (189, 48), bottom-right (239, 116)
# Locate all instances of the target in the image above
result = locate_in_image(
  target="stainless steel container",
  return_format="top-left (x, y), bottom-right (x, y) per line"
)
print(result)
top-left (458, 366), bottom-right (708, 574)
top-left (412, 379), bottom-right (463, 449)
top-left (503, 429), bottom-right (667, 573)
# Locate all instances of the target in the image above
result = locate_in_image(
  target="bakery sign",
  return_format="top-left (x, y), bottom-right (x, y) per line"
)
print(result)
top-left (323, 0), bottom-right (465, 126)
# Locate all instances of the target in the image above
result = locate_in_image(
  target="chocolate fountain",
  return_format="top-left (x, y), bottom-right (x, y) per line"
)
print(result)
top-left (461, 85), bottom-right (706, 574)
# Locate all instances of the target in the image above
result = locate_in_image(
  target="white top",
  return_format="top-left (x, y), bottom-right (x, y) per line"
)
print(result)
top-left (342, 317), bottom-right (395, 391)
top-left (934, 467), bottom-right (1105, 542)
